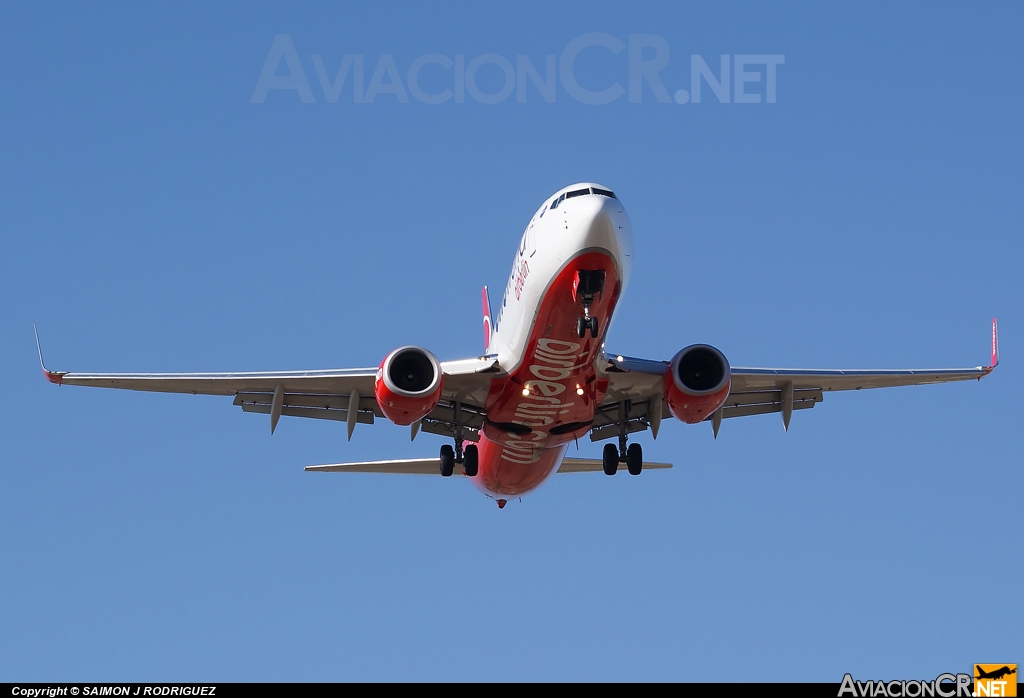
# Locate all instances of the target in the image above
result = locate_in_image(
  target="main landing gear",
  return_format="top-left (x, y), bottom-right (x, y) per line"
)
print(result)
top-left (574, 270), bottom-right (606, 339)
top-left (602, 422), bottom-right (643, 476)
top-left (440, 436), bottom-right (478, 478)
top-left (602, 442), bottom-right (642, 476)
top-left (463, 444), bottom-right (478, 477)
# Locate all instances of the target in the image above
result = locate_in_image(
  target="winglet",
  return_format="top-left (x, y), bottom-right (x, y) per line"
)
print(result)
top-left (33, 323), bottom-right (65, 385)
top-left (482, 286), bottom-right (493, 353)
top-left (989, 317), bottom-right (999, 369)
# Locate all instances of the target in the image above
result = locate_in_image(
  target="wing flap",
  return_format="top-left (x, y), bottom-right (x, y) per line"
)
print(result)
top-left (709, 396), bottom-right (818, 421)
top-left (239, 402), bottom-right (376, 425)
top-left (233, 391), bottom-right (381, 411)
top-left (707, 388), bottom-right (823, 421)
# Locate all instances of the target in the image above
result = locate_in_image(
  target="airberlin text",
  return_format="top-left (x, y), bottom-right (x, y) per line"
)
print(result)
top-left (838, 673), bottom-right (973, 698)
top-left (513, 260), bottom-right (530, 301)
top-left (501, 338), bottom-right (588, 464)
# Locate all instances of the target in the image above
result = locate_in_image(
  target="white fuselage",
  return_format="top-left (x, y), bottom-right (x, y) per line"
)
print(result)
top-left (469, 184), bottom-right (635, 501)
top-left (489, 183), bottom-right (633, 370)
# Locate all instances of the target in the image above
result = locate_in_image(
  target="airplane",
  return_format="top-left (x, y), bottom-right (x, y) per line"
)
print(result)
top-left (976, 666), bottom-right (1016, 681)
top-left (35, 183), bottom-right (999, 508)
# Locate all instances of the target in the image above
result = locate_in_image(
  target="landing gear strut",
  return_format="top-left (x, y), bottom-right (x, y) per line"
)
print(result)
top-left (602, 403), bottom-right (643, 476)
top-left (440, 401), bottom-right (478, 477)
top-left (574, 270), bottom-right (605, 339)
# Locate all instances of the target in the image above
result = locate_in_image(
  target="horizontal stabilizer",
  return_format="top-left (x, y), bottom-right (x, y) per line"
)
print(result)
top-left (560, 457), bottom-right (672, 473)
top-left (305, 458), bottom-right (441, 475)
top-left (304, 456), bottom-right (673, 475)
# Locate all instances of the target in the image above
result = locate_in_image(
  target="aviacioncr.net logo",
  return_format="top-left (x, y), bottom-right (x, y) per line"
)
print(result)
top-left (838, 673), bottom-right (973, 698)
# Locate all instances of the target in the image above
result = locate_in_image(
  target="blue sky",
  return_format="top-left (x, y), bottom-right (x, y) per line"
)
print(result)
top-left (1, 2), bottom-right (1021, 682)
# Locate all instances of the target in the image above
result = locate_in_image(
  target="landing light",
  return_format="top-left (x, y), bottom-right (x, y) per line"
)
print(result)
top-left (522, 388), bottom-right (530, 396)
top-left (576, 387), bottom-right (584, 396)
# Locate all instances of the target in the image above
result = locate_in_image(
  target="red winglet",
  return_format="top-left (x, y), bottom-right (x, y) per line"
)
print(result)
top-left (33, 323), bottom-right (66, 385)
top-left (990, 317), bottom-right (999, 368)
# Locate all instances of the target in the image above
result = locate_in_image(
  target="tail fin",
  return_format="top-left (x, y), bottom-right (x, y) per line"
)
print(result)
top-left (482, 286), bottom-right (493, 353)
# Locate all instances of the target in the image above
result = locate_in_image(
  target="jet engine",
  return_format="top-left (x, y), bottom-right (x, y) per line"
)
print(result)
top-left (374, 346), bottom-right (444, 426)
top-left (664, 344), bottom-right (732, 424)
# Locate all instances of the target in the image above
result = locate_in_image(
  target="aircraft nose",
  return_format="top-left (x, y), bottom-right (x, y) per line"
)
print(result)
top-left (567, 193), bottom-right (633, 283)
top-left (573, 195), bottom-right (623, 253)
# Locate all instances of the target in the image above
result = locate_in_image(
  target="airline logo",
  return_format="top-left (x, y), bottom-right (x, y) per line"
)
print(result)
top-left (975, 665), bottom-right (1017, 697)
top-left (513, 259), bottom-right (530, 301)
top-left (501, 338), bottom-right (588, 465)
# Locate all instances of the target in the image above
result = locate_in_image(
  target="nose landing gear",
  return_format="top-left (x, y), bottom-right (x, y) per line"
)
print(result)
top-left (576, 314), bottom-right (599, 339)
top-left (574, 269), bottom-right (605, 339)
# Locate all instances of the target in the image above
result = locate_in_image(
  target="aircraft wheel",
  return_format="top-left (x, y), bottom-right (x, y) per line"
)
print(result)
top-left (589, 316), bottom-right (599, 338)
top-left (602, 443), bottom-right (619, 476)
top-left (627, 442), bottom-right (643, 475)
top-left (576, 316), bottom-right (587, 338)
top-left (440, 444), bottom-right (455, 477)
top-left (463, 444), bottom-right (479, 477)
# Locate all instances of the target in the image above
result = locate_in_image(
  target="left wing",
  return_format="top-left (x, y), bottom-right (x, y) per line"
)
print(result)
top-left (594, 319), bottom-right (999, 439)
top-left (34, 326), bottom-right (499, 438)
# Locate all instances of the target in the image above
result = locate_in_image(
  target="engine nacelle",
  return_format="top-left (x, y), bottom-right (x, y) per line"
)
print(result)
top-left (664, 344), bottom-right (732, 424)
top-left (374, 346), bottom-right (443, 426)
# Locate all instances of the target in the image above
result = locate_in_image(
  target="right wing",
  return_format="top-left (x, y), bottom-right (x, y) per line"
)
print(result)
top-left (593, 319), bottom-right (999, 439)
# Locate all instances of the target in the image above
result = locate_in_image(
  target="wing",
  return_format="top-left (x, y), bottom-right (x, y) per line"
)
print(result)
top-left (594, 319), bottom-right (999, 440)
top-left (304, 457), bottom-right (672, 475)
top-left (34, 326), bottom-right (500, 437)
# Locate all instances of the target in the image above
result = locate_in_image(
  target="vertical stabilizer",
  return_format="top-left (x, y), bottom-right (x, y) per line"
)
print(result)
top-left (482, 286), bottom-right (493, 353)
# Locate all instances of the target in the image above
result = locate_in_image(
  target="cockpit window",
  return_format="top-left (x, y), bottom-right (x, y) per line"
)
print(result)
top-left (550, 187), bottom-right (615, 209)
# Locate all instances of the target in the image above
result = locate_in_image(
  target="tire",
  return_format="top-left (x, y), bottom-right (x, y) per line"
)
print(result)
top-left (602, 443), bottom-right (619, 476)
top-left (440, 444), bottom-right (455, 477)
top-left (463, 444), bottom-right (479, 477)
top-left (576, 316), bottom-right (587, 338)
top-left (627, 442), bottom-right (643, 476)
top-left (589, 316), bottom-right (599, 338)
